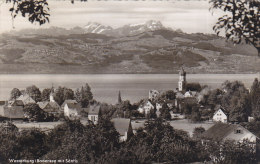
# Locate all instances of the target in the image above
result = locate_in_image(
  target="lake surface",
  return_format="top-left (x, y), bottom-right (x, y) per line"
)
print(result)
top-left (0, 74), bottom-right (259, 104)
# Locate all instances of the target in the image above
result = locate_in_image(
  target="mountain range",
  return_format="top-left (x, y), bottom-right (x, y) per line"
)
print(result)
top-left (0, 20), bottom-right (259, 74)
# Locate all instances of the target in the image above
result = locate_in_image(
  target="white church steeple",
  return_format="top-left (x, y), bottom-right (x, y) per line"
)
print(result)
top-left (178, 67), bottom-right (186, 91)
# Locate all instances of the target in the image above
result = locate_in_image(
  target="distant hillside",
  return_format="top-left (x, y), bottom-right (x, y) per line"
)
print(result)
top-left (0, 21), bottom-right (259, 74)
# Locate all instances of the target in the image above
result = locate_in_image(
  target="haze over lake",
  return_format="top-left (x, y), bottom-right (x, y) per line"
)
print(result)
top-left (0, 74), bottom-right (259, 104)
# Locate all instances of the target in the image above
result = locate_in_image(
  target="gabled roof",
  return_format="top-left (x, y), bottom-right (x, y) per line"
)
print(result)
top-left (214, 105), bottom-right (228, 115)
top-left (139, 100), bottom-right (154, 108)
top-left (37, 102), bottom-right (49, 109)
top-left (88, 104), bottom-right (100, 115)
top-left (61, 99), bottom-right (77, 108)
top-left (111, 118), bottom-right (131, 136)
top-left (201, 123), bottom-right (257, 141)
top-left (66, 103), bottom-right (81, 109)
top-left (37, 101), bottom-right (61, 110)
top-left (49, 101), bottom-right (60, 109)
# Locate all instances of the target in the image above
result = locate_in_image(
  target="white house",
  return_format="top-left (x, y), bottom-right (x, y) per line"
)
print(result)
top-left (202, 123), bottom-right (258, 143)
top-left (176, 92), bottom-right (184, 99)
top-left (64, 103), bottom-right (82, 119)
top-left (138, 100), bottom-right (154, 115)
top-left (61, 99), bottom-right (77, 109)
top-left (202, 123), bottom-right (260, 161)
top-left (88, 104), bottom-right (100, 124)
top-left (184, 91), bottom-right (197, 98)
top-left (111, 118), bottom-right (133, 142)
top-left (156, 102), bottom-right (163, 111)
top-left (213, 108), bottom-right (228, 123)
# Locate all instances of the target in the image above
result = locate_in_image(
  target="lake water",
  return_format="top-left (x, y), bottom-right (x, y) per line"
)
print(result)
top-left (0, 74), bottom-right (259, 104)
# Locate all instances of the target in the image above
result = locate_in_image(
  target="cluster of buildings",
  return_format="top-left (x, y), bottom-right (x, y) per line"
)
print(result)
top-left (137, 67), bottom-right (198, 119)
top-left (0, 91), bottom-right (101, 124)
top-left (0, 90), bottom-right (133, 142)
top-left (135, 68), bottom-right (259, 153)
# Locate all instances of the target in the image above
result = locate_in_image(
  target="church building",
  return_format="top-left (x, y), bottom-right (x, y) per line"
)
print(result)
top-left (178, 67), bottom-right (186, 91)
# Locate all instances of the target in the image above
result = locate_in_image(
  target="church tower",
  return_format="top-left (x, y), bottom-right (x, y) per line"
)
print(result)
top-left (118, 91), bottom-right (122, 104)
top-left (50, 85), bottom-right (55, 102)
top-left (178, 67), bottom-right (186, 91)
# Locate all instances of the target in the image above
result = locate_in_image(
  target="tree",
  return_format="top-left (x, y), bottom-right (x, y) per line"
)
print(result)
top-left (44, 119), bottom-right (120, 163)
top-left (165, 90), bottom-right (175, 100)
top-left (190, 106), bottom-right (201, 122)
top-left (210, 0), bottom-right (260, 56)
top-left (159, 103), bottom-right (171, 120)
top-left (250, 78), bottom-right (260, 117)
top-left (192, 127), bottom-right (205, 139)
top-left (185, 83), bottom-right (202, 92)
top-left (0, 122), bottom-right (19, 163)
top-left (9, 88), bottom-right (21, 100)
top-left (221, 80), bottom-right (251, 122)
top-left (206, 88), bottom-right (223, 109)
top-left (114, 100), bottom-right (132, 118)
top-left (41, 88), bottom-right (52, 101)
top-left (75, 83), bottom-right (93, 108)
top-left (23, 103), bottom-right (47, 122)
top-left (204, 139), bottom-right (256, 163)
top-left (53, 86), bottom-right (74, 105)
top-left (17, 129), bottom-right (48, 159)
top-left (5, 0), bottom-right (87, 26)
top-left (26, 85), bottom-right (42, 102)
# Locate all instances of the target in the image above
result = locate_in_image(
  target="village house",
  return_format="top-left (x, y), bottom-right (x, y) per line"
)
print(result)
top-left (37, 92), bottom-right (61, 116)
top-left (17, 94), bottom-right (35, 105)
top-left (176, 92), bottom-right (184, 99)
top-left (111, 118), bottom-right (133, 142)
top-left (64, 102), bottom-right (82, 119)
top-left (138, 100), bottom-right (154, 116)
top-left (88, 104), bottom-right (100, 124)
top-left (184, 90), bottom-right (197, 98)
top-left (202, 123), bottom-right (259, 154)
top-left (0, 100), bottom-right (24, 120)
top-left (37, 101), bottom-right (61, 115)
top-left (0, 101), bottom-right (24, 120)
top-left (213, 107), bottom-right (228, 123)
top-left (156, 100), bottom-right (176, 110)
top-left (61, 99), bottom-right (77, 110)
top-left (156, 102), bottom-right (163, 111)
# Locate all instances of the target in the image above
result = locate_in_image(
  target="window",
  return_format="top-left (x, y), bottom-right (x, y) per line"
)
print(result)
top-left (236, 129), bottom-right (242, 134)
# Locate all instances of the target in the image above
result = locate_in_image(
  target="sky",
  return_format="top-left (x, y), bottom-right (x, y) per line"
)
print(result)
top-left (0, 0), bottom-right (223, 34)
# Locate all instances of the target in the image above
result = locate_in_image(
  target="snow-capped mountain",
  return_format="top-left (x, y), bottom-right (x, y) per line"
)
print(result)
top-left (115, 20), bottom-right (166, 36)
top-left (84, 22), bottom-right (113, 34)
top-left (83, 20), bottom-right (168, 36)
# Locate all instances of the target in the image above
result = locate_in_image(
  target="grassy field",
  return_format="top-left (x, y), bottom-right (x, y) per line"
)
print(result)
top-left (2, 119), bottom-right (214, 137)
top-left (131, 119), bottom-right (214, 137)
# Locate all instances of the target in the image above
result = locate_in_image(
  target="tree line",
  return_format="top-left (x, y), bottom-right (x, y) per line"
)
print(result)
top-left (0, 118), bottom-right (256, 163)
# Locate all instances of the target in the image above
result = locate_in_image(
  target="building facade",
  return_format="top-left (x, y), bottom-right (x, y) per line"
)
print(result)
top-left (178, 67), bottom-right (186, 91)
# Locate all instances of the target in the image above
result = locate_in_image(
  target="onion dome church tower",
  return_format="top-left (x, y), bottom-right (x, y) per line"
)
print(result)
top-left (178, 67), bottom-right (186, 91)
